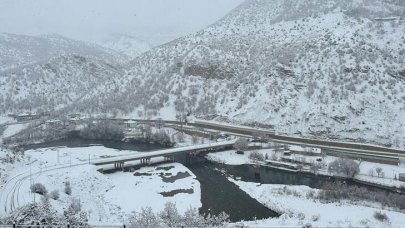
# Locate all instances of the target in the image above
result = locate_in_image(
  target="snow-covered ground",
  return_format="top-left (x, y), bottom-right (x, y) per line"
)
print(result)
top-left (230, 180), bottom-right (405, 227)
top-left (207, 147), bottom-right (405, 188)
top-left (0, 145), bottom-right (201, 225)
top-left (1, 123), bottom-right (28, 139)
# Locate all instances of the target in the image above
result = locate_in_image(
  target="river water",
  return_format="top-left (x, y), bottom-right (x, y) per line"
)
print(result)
top-left (23, 138), bottom-right (386, 222)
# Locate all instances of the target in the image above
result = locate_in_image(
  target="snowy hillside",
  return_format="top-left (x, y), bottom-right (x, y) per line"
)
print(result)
top-left (77, 0), bottom-right (405, 147)
top-left (0, 54), bottom-right (124, 114)
top-left (97, 34), bottom-right (153, 58)
top-left (0, 33), bottom-right (129, 114)
top-left (0, 33), bottom-right (128, 71)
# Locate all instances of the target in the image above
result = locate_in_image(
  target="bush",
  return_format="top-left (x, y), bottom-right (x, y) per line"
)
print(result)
top-left (68, 198), bottom-right (81, 215)
top-left (79, 119), bottom-right (124, 140)
top-left (30, 183), bottom-right (47, 195)
top-left (328, 158), bottom-right (359, 178)
top-left (128, 202), bottom-right (229, 227)
top-left (249, 151), bottom-right (265, 161)
top-left (234, 138), bottom-right (249, 152)
top-left (317, 181), bottom-right (405, 210)
top-left (50, 190), bottom-right (60, 200)
top-left (65, 181), bottom-right (72, 195)
top-left (374, 211), bottom-right (388, 222)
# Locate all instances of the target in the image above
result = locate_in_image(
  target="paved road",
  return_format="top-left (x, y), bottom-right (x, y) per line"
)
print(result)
top-left (105, 118), bottom-right (404, 155)
top-left (92, 140), bottom-right (235, 166)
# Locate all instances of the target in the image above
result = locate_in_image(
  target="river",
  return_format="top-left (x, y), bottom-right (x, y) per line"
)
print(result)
top-left (23, 138), bottom-right (387, 222)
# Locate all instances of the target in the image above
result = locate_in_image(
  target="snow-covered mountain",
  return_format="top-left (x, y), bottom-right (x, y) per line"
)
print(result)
top-left (0, 33), bottom-right (129, 71)
top-left (97, 34), bottom-right (153, 58)
top-left (77, 0), bottom-right (405, 147)
top-left (0, 54), bottom-right (124, 113)
top-left (0, 33), bottom-right (128, 114)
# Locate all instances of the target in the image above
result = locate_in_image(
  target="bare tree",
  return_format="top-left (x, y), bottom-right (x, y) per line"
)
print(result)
top-left (375, 167), bottom-right (383, 178)
top-left (64, 181), bottom-right (72, 195)
top-left (128, 207), bottom-right (160, 227)
top-left (159, 201), bottom-right (181, 227)
top-left (234, 138), bottom-right (249, 152)
top-left (328, 158), bottom-right (360, 178)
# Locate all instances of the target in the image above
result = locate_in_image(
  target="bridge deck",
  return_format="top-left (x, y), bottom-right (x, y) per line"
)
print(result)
top-left (91, 140), bottom-right (235, 166)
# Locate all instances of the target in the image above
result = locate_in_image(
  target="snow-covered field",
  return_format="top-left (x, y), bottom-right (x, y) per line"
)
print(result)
top-left (0, 145), bottom-right (201, 225)
top-left (230, 180), bottom-right (405, 227)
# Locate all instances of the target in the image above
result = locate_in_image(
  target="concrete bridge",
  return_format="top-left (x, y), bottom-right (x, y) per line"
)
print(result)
top-left (91, 140), bottom-right (235, 168)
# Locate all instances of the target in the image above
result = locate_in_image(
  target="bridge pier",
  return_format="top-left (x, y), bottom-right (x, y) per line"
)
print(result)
top-left (164, 155), bottom-right (175, 162)
top-left (114, 162), bottom-right (125, 169)
top-left (140, 158), bottom-right (151, 165)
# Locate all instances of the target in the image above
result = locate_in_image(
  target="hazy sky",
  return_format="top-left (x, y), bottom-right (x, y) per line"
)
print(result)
top-left (0, 0), bottom-right (243, 43)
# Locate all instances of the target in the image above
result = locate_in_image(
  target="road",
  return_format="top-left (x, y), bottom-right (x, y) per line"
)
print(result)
top-left (0, 162), bottom-right (87, 215)
top-left (91, 140), bottom-right (235, 166)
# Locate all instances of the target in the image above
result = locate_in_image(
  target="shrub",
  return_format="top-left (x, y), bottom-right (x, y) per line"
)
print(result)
top-left (65, 181), bottom-right (72, 195)
top-left (50, 190), bottom-right (60, 200)
top-left (68, 198), bottom-right (81, 215)
top-left (374, 211), bottom-right (388, 222)
top-left (30, 183), bottom-right (47, 195)
top-left (249, 151), bottom-right (265, 161)
top-left (234, 138), bottom-right (249, 152)
top-left (328, 158), bottom-right (359, 178)
top-left (311, 214), bottom-right (320, 222)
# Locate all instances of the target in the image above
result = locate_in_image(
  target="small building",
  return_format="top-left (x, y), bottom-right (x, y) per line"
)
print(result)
top-left (123, 120), bottom-right (139, 128)
top-left (45, 119), bottom-right (63, 126)
top-left (289, 145), bottom-right (322, 156)
top-left (399, 173), bottom-right (405, 182)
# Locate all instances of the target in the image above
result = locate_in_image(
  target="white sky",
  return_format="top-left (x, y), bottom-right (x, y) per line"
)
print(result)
top-left (0, 0), bottom-right (243, 43)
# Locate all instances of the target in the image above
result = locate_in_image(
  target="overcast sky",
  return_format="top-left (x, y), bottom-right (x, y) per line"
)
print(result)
top-left (0, 0), bottom-right (243, 43)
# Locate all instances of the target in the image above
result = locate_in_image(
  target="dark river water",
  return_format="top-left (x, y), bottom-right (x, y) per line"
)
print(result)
top-left (23, 138), bottom-right (386, 222)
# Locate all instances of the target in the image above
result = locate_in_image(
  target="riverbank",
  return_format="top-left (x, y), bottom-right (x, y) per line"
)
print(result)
top-left (229, 179), bottom-right (405, 227)
top-left (207, 148), bottom-right (405, 190)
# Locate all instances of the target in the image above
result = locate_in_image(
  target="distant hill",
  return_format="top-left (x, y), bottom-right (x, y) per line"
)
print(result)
top-left (0, 33), bottom-right (127, 114)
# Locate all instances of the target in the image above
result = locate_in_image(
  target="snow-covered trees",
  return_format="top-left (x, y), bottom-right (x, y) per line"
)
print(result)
top-left (128, 202), bottom-right (229, 227)
top-left (128, 207), bottom-right (160, 227)
top-left (30, 183), bottom-right (48, 195)
top-left (64, 181), bottom-right (72, 195)
top-left (248, 151), bottom-right (265, 161)
top-left (234, 138), bottom-right (249, 152)
top-left (79, 119), bottom-right (124, 140)
top-left (0, 200), bottom-right (88, 226)
top-left (328, 158), bottom-right (360, 178)
top-left (159, 201), bottom-right (182, 227)
top-left (49, 190), bottom-right (60, 200)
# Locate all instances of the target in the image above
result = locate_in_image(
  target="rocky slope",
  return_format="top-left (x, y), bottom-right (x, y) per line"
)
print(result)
top-left (77, 0), bottom-right (405, 147)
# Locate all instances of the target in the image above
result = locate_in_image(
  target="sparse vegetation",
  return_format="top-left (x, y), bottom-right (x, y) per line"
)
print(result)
top-left (234, 138), bottom-right (249, 152)
top-left (50, 190), bottom-right (60, 200)
top-left (317, 181), bottom-right (405, 210)
top-left (248, 151), bottom-right (265, 161)
top-left (328, 158), bottom-right (359, 178)
top-left (374, 211), bottom-right (388, 222)
top-left (64, 181), bottom-right (72, 195)
top-left (30, 183), bottom-right (48, 195)
top-left (128, 201), bottom-right (229, 227)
